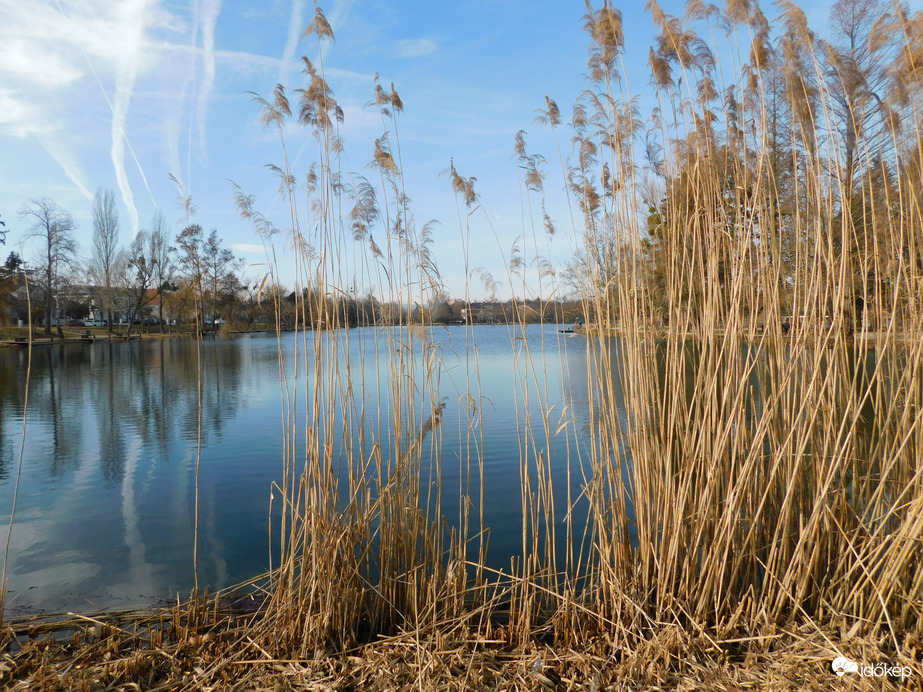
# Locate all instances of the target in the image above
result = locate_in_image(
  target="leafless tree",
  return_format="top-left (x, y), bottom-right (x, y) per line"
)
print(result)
top-left (90, 188), bottom-right (120, 331)
top-left (149, 212), bottom-right (174, 331)
top-left (113, 231), bottom-right (157, 336)
top-left (175, 224), bottom-right (242, 330)
top-left (19, 198), bottom-right (78, 335)
top-left (821, 0), bottom-right (901, 189)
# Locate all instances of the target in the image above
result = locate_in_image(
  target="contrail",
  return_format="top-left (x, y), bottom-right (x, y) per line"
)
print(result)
top-left (51, 0), bottom-right (155, 232)
top-left (34, 133), bottom-right (94, 200)
top-left (278, 0), bottom-right (305, 85)
top-left (109, 0), bottom-right (155, 234)
top-left (185, 0), bottom-right (200, 190)
top-left (196, 0), bottom-right (223, 162)
top-left (112, 61), bottom-right (141, 234)
top-left (166, 69), bottom-right (193, 191)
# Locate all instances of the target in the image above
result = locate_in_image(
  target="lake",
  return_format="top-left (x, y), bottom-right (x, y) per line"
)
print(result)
top-left (0, 324), bottom-right (608, 615)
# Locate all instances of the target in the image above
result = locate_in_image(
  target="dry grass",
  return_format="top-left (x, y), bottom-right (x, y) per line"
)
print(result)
top-left (3, 596), bottom-right (919, 690)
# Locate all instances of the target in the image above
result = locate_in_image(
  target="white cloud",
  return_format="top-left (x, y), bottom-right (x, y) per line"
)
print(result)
top-left (0, 39), bottom-right (84, 88)
top-left (148, 3), bottom-right (187, 33)
top-left (164, 83), bottom-right (188, 187)
top-left (338, 103), bottom-right (384, 139)
top-left (325, 66), bottom-right (375, 82)
top-left (110, 0), bottom-right (154, 234)
top-left (216, 49), bottom-right (282, 75)
top-left (325, 0), bottom-right (356, 36)
top-left (396, 38), bottom-right (438, 58)
top-left (0, 89), bottom-right (54, 137)
top-left (232, 243), bottom-right (267, 254)
top-left (0, 0), bottom-right (174, 210)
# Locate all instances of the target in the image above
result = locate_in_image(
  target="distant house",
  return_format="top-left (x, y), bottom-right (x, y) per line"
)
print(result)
top-left (460, 301), bottom-right (502, 323)
top-left (62, 284), bottom-right (163, 325)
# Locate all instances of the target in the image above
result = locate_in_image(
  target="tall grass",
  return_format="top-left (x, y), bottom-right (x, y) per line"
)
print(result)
top-left (231, 7), bottom-right (483, 658)
top-left (238, 0), bottom-right (923, 670)
top-left (568, 0), bottom-right (923, 648)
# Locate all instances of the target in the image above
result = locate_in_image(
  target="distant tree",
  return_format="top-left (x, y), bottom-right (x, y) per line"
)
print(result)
top-left (60, 299), bottom-right (90, 321)
top-left (169, 279), bottom-right (199, 327)
top-left (148, 212), bottom-right (174, 331)
top-left (112, 231), bottom-right (159, 336)
top-left (90, 188), bottom-right (120, 332)
top-left (19, 198), bottom-right (78, 335)
top-left (237, 280), bottom-right (261, 331)
top-left (202, 229), bottom-right (243, 326)
top-left (0, 213), bottom-right (6, 245)
top-left (249, 282), bottom-right (289, 329)
top-left (174, 224), bottom-right (242, 330)
top-left (0, 250), bottom-right (23, 327)
top-left (560, 247), bottom-right (596, 301)
top-left (4, 251), bottom-right (22, 273)
top-left (820, 0), bottom-right (901, 190)
top-left (812, 0), bottom-right (906, 322)
top-left (428, 291), bottom-right (462, 324)
top-left (174, 224), bottom-right (206, 329)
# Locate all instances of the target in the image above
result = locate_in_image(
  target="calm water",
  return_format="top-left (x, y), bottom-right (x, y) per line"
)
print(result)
top-left (0, 325), bottom-right (607, 614)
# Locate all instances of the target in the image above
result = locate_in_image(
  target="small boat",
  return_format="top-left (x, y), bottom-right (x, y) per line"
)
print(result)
top-left (3, 337), bottom-right (54, 348)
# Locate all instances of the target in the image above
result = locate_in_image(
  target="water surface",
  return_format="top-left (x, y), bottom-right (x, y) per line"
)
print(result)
top-left (0, 325), bottom-right (602, 614)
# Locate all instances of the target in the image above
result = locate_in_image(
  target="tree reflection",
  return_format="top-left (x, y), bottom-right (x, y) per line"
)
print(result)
top-left (0, 338), bottom-right (247, 485)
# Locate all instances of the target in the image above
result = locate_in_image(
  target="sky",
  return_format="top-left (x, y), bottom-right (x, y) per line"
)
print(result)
top-left (2, 0), bottom-right (921, 300)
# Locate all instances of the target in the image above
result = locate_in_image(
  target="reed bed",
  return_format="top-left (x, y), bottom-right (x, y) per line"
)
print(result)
top-left (3, 1), bottom-right (923, 688)
top-left (9, 598), bottom-right (911, 690)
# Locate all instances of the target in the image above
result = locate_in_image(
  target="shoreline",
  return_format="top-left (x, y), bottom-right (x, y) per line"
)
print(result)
top-left (0, 326), bottom-right (276, 347)
top-left (3, 591), bottom-right (916, 690)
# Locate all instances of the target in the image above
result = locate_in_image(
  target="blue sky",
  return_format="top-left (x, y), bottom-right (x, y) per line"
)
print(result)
top-left (2, 0), bottom-right (919, 299)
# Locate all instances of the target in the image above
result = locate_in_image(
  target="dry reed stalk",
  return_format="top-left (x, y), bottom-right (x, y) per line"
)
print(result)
top-left (231, 9), bottom-right (485, 663)
top-left (561, 0), bottom-right (923, 658)
top-left (235, 0), bottom-right (923, 672)
top-left (0, 277), bottom-right (33, 628)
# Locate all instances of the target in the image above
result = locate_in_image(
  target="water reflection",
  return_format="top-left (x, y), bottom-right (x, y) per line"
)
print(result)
top-left (0, 338), bottom-right (256, 613)
top-left (1, 327), bottom-right (602, 614)
top-left (4, 328), bottom-right (897, 615)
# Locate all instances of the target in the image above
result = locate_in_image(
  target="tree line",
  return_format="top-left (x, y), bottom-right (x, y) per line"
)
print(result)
top-left (3, 193), bottom-right (583, 336)
top-left (2, 190), bottom-right (245, 336)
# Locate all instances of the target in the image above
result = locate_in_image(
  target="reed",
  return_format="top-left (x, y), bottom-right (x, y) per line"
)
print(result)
top-left (232, 7), bottom-right (483, 660)
top-left (241, 0), bottom-right (923, 672)
top-left (566, 0), bottom-right (923, 654)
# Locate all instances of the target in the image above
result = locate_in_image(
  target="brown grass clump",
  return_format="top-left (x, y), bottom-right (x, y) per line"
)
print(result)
top-left (3, 598), bottom-right (919, 690)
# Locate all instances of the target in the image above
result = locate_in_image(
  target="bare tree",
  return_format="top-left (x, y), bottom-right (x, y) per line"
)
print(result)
top-left (114, 231), bottom-right (157, 336)
top-left (174, 223), bottom-right (206, 330)
top-left (175, 224), bottom-right (241, 330)
top-left (19, 199), bottom-right (78, 335)
top-left (202, 229), bottom-right (243, 327)
top-left (821, 0), bottom-right (901, 189)
top-left (149, 211), bottom-right (174, 331)
top-left (90, 188), bottom-right (120, 332)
